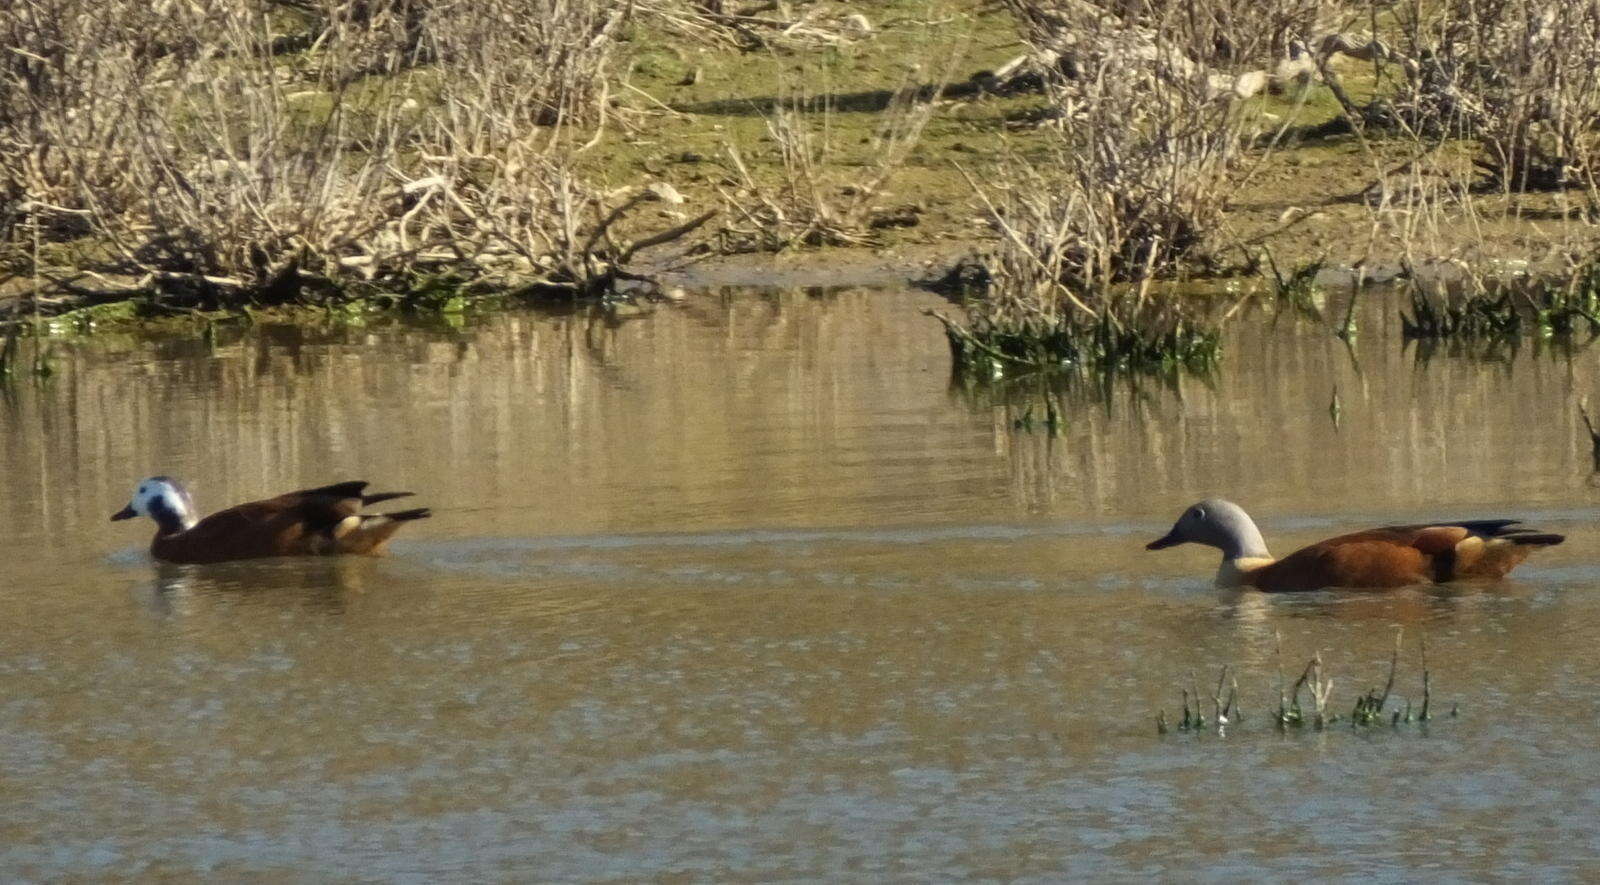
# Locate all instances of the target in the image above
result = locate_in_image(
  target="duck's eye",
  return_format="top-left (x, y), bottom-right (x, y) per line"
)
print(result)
top-left (1194, 507), bottom-right (1207, 520)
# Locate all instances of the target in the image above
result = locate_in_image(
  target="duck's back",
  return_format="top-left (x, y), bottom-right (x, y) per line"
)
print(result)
top-left (149, 489), bottom-right (363, 563)
top-left (1245, 529), bottom-right (1434, 592)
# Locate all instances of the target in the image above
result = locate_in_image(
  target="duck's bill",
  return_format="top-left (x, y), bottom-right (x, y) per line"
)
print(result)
top-left (110, 505), bottom-right (137, 521)
top-left (1145, 531), bottom-right (1181, 550)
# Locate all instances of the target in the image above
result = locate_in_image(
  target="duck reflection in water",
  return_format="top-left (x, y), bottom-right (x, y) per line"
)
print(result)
top-left (135, 556), bottom-right (380, 618)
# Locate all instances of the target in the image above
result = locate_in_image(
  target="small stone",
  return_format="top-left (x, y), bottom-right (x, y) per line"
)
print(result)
top-left (646, 182), bottom-right (685, 204)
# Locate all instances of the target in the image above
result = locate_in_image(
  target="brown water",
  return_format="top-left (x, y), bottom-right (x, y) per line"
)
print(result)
top-left (4, 286), bottom-right (1600, 879)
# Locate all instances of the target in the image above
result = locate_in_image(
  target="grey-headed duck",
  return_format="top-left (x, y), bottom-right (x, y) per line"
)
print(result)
top-left (1148, 498), bottom-right (1563, 591)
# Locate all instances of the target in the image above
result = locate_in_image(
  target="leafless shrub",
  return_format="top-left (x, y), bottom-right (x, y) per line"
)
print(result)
top-left (946, 148), bottom-right (1226, 344)
top-left (926, 1), bottom-right (1255, 381)
top-left (636, 0), bottom-right (872, 51)
top-left (929, 189), bottom-right (1226, 379)
top-left (0, 0), bottom-right (184, 240)
top-left (1388, 0), bottom-right (1600, 196)
top-left (1010, 0), bottom-right (1325, 71)
top-left (998, 2), bottom-right (1255, 286)
top-left (1003, 0), bottom-right (1334, 98)
top-left (715, 70), bottom-right (942, 252)
top-left (1, 0), bottom-right (709, 313)
top-left (1471, 2), bottom-right (1600, 196)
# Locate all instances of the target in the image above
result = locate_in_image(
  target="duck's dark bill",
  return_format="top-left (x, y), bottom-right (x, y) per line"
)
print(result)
top-left (1146, 532), bottom-right (1181, 550)
top-left (110, 505), bottom-right (136, 521)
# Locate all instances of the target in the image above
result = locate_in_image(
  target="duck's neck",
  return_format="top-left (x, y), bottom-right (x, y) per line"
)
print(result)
top-left (1214, 517), bottom-right (1272, 586)
top-left (1221, 515), bottom-right (1271, 561)
top-left (149, 501), bottom-right (196, 536)
top-left (1216, 555), bottom-right (1276, 587)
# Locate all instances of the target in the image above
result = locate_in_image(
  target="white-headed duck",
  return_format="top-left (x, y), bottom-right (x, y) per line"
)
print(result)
top-left (112, 478), bottom-right (430, 564)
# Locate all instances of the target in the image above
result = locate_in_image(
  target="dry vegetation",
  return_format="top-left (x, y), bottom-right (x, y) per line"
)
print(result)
top-left (6, 0), bottom-right (1600, 338)
top-left (936, 0), bottom-right (1277, 379)
top-left (716, 68), bottom-right (946, 252)
top-left (938, 0), bottom-right (1600, 378)
top-left (638, 0), bottom-right (877, 50)
top-left (1382, 0), bottom-right (1600, 195)
top-left (0, 0), bottom-right (712, 317)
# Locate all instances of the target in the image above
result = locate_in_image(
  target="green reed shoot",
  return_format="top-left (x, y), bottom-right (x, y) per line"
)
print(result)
top-left (1159, 629), bottom-right (1448, 736)
top-left (934, 303), bottom-right (1222, 382)
top-left (1262, 250), bottom-right (1324, 319)
top-left (0, 324), bottom-right (17, 378)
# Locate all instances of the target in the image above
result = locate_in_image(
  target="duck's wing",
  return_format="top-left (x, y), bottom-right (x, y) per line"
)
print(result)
top-left (274, 483), bottom-right (429, 554)
top-left (1381, 520), bottom-right (1565, 581)
top-left (153, 483), bottom-right (428, 562)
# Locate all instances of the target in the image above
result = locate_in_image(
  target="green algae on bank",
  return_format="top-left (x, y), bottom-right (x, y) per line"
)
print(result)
top-left (1401, 257), bottom-right (1600, 342)
top-left (933, 305), bottom-right (1222, 383)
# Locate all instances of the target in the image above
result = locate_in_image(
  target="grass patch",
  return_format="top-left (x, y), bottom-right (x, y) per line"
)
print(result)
top-left (934, 300), bottom-right (1222, 380)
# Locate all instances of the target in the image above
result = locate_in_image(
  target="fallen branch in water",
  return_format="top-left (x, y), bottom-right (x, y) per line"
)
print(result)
top-left (1580, 397), bottom-right (1600, 472)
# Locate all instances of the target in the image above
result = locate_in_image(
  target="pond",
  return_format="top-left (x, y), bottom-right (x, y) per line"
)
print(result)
top-left (3, 285), bottom-right (1600, 878)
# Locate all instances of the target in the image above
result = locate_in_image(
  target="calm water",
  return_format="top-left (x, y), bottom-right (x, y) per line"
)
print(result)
top-left (4, 286), bottom-right (1600, 879)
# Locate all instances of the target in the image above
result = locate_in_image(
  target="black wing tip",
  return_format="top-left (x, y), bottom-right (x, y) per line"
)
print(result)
top-left (1448, 518), bottom-right (1523, 533)
top-left (1505, 531), bottom-right (1564, 546)
top-left (1448, 520), bottom-right (1564, 546)
top-left (297, 480), bottom-right (371, 499)
top-left (384, 507), bottom-right (431, 522)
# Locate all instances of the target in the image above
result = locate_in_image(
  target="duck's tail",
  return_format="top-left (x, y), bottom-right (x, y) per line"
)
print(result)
top-left (334, 508), bottom-right (431, 555)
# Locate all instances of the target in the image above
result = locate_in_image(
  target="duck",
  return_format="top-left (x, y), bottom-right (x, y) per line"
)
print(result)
top-left (1147, 498), bottom-right (1564, 592)
top-left (111, 477), bottom-right (431, 564)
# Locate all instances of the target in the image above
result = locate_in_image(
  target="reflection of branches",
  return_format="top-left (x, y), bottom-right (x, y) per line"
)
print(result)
top-left (1406, 332), bottom-right (1596, 371)
top-left (581, 298), bottom-right (660, 365)
top-left (947, 356), bottom-right (1198, 434)
top-left (1580, 397), bottom-right (1600, 473)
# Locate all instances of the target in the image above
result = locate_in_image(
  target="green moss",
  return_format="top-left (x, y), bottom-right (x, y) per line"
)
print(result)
top-left (41, 300), bottom-right (142, 335)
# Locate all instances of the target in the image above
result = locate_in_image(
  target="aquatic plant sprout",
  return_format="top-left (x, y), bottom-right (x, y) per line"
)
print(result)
top-left (1161, 631), bottom-right (1451, 736)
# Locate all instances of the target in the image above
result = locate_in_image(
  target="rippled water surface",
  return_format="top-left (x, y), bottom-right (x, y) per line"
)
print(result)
top-left (5, 286), bottom-right (1600, 878)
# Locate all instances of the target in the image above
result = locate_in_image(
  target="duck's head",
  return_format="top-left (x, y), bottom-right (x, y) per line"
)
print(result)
top-left (1147, 498), bottom-right (1270, 559)
top-left (112, 477), bottom-right (199, 534)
